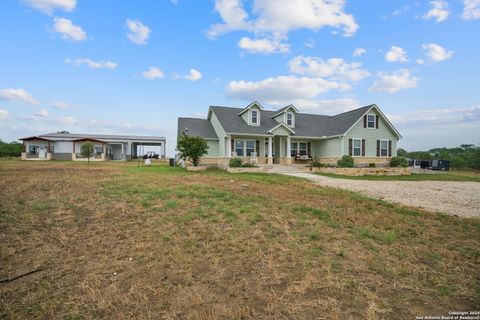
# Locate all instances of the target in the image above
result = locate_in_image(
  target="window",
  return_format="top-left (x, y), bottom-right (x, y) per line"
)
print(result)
top-left (299, 142), bottom-right (307, 155)
top-left (353, 138), bottom-right (361, 156)
top-left (251, 110), bottom-right (258, 124)
top-left (286, 113), bottom-right (293, 126)
top-left (28, 145), bottom-right (37, 155)
top-left (290, 142), bottom-right (297, 157)
top-left (235, 140), bottom-right (256, 156)
top-left (95, 146), bottom-right (103, 155)
top-left (380, 140), bottom-right (388, 157)
top-left (49, 145), bottom-right (54, 154)
top-left (367, 114), bottom-right (375, 128)
top-left (235, 140), bottom-right (244, 156)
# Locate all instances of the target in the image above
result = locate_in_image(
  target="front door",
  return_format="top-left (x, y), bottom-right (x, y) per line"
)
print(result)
top-left (38, 146), bottom-right (46, 159)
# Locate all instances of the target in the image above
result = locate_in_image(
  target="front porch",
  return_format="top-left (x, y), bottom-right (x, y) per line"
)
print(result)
top-left (225, 135), bottom-right (314, 165)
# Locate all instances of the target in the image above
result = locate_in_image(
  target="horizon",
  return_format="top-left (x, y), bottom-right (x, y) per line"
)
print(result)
top-left (1, 0), bottom-right (479, 156)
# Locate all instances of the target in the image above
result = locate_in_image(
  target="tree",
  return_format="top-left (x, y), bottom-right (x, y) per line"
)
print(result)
top-left (396, 148), bottom-right (408, 158)
top-left (80, 142), bottom-right (95, 164)
top-left (0, 140), bottom-right (22, 157)
top-left (176, 134), bottom-right (209, 167)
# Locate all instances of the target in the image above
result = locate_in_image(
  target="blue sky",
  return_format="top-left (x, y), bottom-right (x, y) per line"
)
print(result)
top-left (0, 0), bottom-right (479, 155)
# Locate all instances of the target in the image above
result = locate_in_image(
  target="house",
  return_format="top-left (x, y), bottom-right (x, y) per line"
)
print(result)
top-left (177, 101), bottom-right (402, 169)
top-left (19, 132), bottom-right (166, 161)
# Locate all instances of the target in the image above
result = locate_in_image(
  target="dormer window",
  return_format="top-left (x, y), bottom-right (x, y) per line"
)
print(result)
top-left (367, 114), bottom-right (375, 128)
top-left (251, 110), bottom-right (259, 125)
top-left (286, 112), bottom-right (294, 127)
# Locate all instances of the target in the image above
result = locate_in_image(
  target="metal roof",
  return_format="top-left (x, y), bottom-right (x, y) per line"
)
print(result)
top-left (37, 133), bottom-right (166, 141)
top-left (177, 118), bottom-right (218, 140)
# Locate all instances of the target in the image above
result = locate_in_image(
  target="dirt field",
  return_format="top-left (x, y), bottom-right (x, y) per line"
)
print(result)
top-left (1, 161), bottom-right (479, 319)
top-left (283, 172), bottom-right (480, 217)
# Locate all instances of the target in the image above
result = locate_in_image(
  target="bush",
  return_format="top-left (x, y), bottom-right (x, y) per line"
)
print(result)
top-left (241, 163), bottom-right (257, 168)
top-left (337, 155), bottom-right (354, 168)
top-left (369, 162), bottom-right (376, 168)
top-left (229, 157), bottom-right (242, 167)
top-left (390, 156), bottom-right (408, 167)
top-left (310, 157), bottom-right (324, 168)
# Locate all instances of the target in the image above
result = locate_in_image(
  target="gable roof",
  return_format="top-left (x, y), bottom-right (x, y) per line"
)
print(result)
top-left (180, 103), bottom-right (401, 139)
top-left (237, 101), bottom-right (264, 116)
top-left (271, 104), bottom-right (299, 118)
top-left (177, 117), bottom-right (218, 140)
top-left (209, 104), bottom-right (387, 137)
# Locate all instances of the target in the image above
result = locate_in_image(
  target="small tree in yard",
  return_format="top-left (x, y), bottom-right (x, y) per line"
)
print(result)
top-left (81, 142), bottom-right (95, 164)
top-left (176, 134), bottom-right (209, 167)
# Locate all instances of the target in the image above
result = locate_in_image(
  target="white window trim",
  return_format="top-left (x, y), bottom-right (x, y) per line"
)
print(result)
top-left (234, 139), bottom-right (257, 156)
top-left (379, 139), bottom-right (389, 157)
top-left (367, 113), bottom-right (376, 129)
top-left (290, 141), bottom-right (308, 156)
top-left (250, 109), bottom-right (260, 126)
top-left (285, 112), bottom-right (295, 128)
top-left (352, 138), bottom-right (363, 157)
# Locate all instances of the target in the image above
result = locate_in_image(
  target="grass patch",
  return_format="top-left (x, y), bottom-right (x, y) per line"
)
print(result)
top-left (0, 160), bottom-right (478, 319)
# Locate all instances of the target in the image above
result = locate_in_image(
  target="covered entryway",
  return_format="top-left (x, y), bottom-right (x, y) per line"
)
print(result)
top-left (107, 143), bottom-right (125, 160)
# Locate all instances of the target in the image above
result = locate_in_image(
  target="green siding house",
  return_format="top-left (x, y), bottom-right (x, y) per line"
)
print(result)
top-left (177, 102), bottom-right (402, 169)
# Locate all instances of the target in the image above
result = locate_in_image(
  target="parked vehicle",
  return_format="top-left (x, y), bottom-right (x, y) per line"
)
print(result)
top-left (429, 159), bottom-right (450, 171)
top-left (408, 159), bottom-right (429, 169)
top-left (143, 151), bottom-right (160, 159)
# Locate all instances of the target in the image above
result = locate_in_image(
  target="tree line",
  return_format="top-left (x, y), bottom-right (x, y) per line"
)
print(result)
top-left (397, 144), bottom-right (480, 170)
top-left (0, 140), bottom-right (22, 157)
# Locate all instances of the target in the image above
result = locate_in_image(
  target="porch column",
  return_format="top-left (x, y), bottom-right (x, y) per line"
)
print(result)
top-left (226, 136), bottom-right (232, 157)
top-left (286, 136), bottom-right (292, 165)
top-left (267, 136), bottom-right (273, 164)
top-left (286, 136), bottom-right (291, 158)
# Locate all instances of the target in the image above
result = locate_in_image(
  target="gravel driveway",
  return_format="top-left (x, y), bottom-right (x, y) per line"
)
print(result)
top-left (281, 172), bottom-right (480, 218)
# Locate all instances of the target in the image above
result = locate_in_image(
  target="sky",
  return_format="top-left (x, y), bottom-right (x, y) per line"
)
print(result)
top-left (0, 0), bottom-right (479, 156)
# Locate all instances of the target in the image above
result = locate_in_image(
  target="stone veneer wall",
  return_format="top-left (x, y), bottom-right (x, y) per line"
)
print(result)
top-left (313, 167), bottom-right (411, 176)
top-left (318, 157), bottom-right (391, 167)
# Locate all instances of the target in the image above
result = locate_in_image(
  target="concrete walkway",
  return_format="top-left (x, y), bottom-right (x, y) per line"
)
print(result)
top-left (280, 172), bottom-right (480, 218)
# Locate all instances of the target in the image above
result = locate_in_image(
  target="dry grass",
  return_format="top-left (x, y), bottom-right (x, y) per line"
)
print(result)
top-left (1, 161), bottom-right (479, 319)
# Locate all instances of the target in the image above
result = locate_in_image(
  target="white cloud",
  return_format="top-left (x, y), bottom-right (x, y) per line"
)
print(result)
top-left (65, 58), bottom-right (117, 69)
top-left (381, 5), bottom-right (412, 19)
top-left (304, 39), bottom-right (315, 48)
top-left (288, 98), bottom-right (360, 115)
top-left (416, 59), bottom-right (425, 65)
top-left (0, 109), bottom-right (10, 120)
top-left (53, 17), bottom-right (86, 42)
top-left (126, 19), bottom-right (151, 45)
top-left (352, 47), bottom-right (366, 57)
top-left (23, 0), bottom-right (76, 15)
top-left (184, 69), bottom-right (202, 81)
top-left (208, 0), bottom-right (358, 38)
top-left (225, 75), bottom-right (341, 103)
top-left (141, 67), bottom-right (165, 79)
top-left (34, 109), bottom-right (49, 118)
top-left (52, 100), bottom-right (75, 110)
top-left (289, 56), bottom-right (370, 82)
top-left (238, 37), bottom-right (289, 54)
top-left (422, 43), bottom-right (453, 62)
top-left (462, 0), bottom-right (480, 19)
top-left (389, 106), bottom-right (480, 127)
top-left (385, 46), bottom-right (408, 63)
top-left (423, 0), bottom-right (450, 22)
top-left (369, 69), bottom-right (418, 93)
top-left (0, 88), bottom-right (38, 105)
